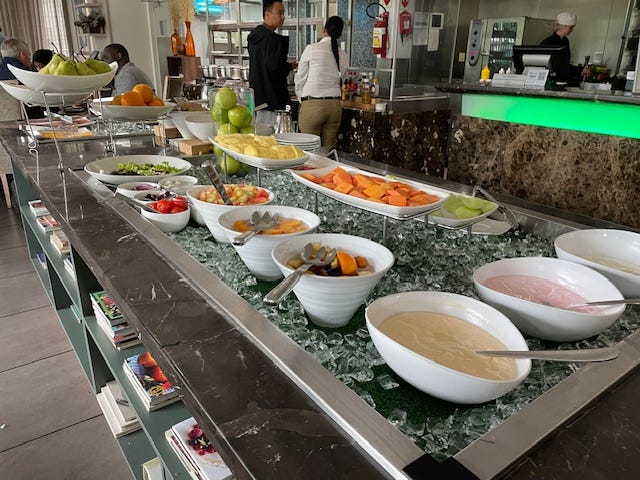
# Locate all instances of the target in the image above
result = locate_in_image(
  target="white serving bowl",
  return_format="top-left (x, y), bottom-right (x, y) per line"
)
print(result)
top-left (84, 154), bottom-right (192, 185)
top-left (158, 175), bottom-right (198, 194)
top-left (554, 229), bottom-right (640, 297)
top-left (271, 233), bottom-right (395, 327)
top-left (91, 98), bottom-right (175, 121)
top-left (115, 181), bottom-right (162, 198)
top-left (132, 190), bottom-right (170, 203)
top-left (9, 62), bottom-right (117, 93)
top-left (140, 204), bottom-right (190, 233)
top-left (0, 81), bottom-right (91, 107)
top-left (167, 110), bottom-right (196, 139)
top-left (473, 257), bottom-right (625, 342)
top-left (186, 185), bottom-right (274, 243)
top-left (218, 205), bottom-right (321, 281)
top-left (366, 291), bottom-right (531, 404)
top-left (185, 113), bottom-right (216, 141)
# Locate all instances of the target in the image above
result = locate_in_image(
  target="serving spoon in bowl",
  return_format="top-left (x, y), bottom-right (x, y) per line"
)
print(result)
top-left (232, 211), bottom-right (280, 246)
top-left (476, 346), bottom-right (619, 362)
top-left (538, 297), bottom-right (640, 309)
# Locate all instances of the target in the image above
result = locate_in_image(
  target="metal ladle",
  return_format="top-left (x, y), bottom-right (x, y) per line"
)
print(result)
top-left (263, 243), bottom-right (337, 306)
top-left (232, 211), bottom-right (280, 246)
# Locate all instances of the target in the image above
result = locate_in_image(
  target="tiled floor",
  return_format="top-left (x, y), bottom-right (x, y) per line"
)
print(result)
top-left (0, 205), bottom-right (132, 479)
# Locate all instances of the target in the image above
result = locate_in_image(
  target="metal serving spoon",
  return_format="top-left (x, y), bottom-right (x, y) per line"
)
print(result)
top-left (538, 297), bottom-right (640, 309)
top-left (113, 192), bottom-right (159, 214)
top-left (232, 211), bottom-right (280, 246)
top-left (263, 243), bottom-right (337, 306)
top-left (476, 346), bottom-right (619, 362)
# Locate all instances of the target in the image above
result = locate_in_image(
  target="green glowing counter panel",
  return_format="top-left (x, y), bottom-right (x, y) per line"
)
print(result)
top-left (461, 93), bottom-right (640, 139)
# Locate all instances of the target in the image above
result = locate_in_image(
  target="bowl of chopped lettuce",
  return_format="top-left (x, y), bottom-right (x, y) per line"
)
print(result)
top-left (84, 154), bottom-right (192, 185)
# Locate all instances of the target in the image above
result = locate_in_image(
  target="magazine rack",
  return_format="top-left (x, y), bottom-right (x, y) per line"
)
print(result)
top-left (12, 166), bottom-right (193, 480)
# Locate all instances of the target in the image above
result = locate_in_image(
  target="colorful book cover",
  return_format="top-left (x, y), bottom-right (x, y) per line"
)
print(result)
top-left (123, 352), bottom-right (176, 404)
top-left (90, 291), bottom-right (123, 324)
top-left (50, 230), bottom-right (70, 255)
top-left (36, 214), bottom-right (60, 233)
top-left (28, 199), bottom-right (49, 217)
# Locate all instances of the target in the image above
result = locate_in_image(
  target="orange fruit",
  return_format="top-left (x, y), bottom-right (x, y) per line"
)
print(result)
top-left (336, 250), bottom-right (358, 276)
top-left (110, 94), bottom-right (122, 105)
top-left (132, 83), bottom-right (154, 103)
top-left (146, 96), bottom-right (164, 106)
top-left (120, 90), bottom-right (145, 106)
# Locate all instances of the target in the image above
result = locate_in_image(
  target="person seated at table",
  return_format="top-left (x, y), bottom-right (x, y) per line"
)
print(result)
top-left (100, 43), bottom-right (154, 96)
top-left (32, 49), bottom-right (53, 71)
top-left (0, 38), bottom-right (34, 80)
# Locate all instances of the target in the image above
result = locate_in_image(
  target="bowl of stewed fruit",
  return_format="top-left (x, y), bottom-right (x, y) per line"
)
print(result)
top-left (217, 205), bottom-right (321, 281)
top-left (270, 233), bottom-right (395, 327)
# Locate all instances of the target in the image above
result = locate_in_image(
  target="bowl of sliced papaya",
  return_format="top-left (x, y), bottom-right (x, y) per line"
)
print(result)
top-left (271, 233), bottom-right (395, 327)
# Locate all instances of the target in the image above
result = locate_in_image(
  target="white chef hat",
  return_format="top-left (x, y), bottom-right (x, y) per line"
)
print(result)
top-left (556, 12), bottom-right (577, 26)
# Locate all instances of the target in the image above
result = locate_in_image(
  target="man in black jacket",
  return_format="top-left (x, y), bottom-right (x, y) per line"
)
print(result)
top-left (247, 0), bottom-right (297, 111)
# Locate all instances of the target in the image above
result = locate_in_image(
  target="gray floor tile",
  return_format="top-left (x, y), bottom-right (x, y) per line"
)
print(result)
top-left (0, 416), bottom-right (133, 480)
top-left (0, 244), bottom-right (32, 278)
top-left (0, 223), bottom-right (26, 250)
top-left (0, 208), bottom-right (21, 229)
top-left (0, 270), bottom-right (50, 317)
top-left (0, 305), bottom-right (71, 372)
top-left (0, 350), bottom-right (101, 451)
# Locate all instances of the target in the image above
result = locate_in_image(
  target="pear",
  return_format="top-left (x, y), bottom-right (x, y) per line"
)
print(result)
top-left (76, 61), bottom-right (96, 76)
top-left (40, 53), bottom-right (65, 75)
top-left (54, 59), bottom-right (78, 76)
top-left (86, 57), bottom-right (111, 74)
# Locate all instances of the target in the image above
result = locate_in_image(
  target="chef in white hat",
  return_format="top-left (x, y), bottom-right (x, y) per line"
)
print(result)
top-left (539, 12), bottom-right (588, 84)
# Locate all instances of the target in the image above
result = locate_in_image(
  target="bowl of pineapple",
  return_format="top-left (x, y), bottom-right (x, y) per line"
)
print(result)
top-left (9, 55), bottom-right (117, 93)
top-left (210, 133), bottom-right (308, 169)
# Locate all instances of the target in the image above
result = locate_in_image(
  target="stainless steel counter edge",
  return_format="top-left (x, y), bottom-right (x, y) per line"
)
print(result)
top-left (75, 170), bottom-right (423, 479)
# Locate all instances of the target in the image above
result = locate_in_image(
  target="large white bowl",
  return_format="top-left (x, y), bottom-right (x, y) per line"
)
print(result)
top-left (554, 229), bottom-right (640, 297)
top-left (218, 205), bottom-right (321, 281)
top-left (473, 257), bottom-right (625, 342)
top-left (84, 155), bottom-right (192, 185)
top-left (185, 113), bottom-right (216, 141)
top-left (271, 233), bottom-right (395, 327)
top-left (186, 185), bottom-right (275, 243)
top-left (366, 291), bottom-right (531, 404)
top-left (158, 175), bottom-right (198, 194)
top-left (167, 110), bottom-right (197, 139)
top-left (9, 62), bottom-right (117, 93)
top-left (91, 98), bottom-right (175, 121)
top-left (0, 81), bottom-right (91, 106)
top-left (141, 204), bottom-right (190, 233)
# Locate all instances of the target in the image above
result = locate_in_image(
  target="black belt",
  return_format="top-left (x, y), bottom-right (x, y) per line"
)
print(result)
top-left (301, 96), bottom-right (341, 101)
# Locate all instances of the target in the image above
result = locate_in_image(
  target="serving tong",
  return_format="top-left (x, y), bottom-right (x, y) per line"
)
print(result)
top-left (201, 160), bottom-right (233, 205)
top-left (232, 211), bottom-right (280, 246)
top-left (113, 192), bottom-right (159, 214)
top-left (263, 243), bottom-right (337, 306)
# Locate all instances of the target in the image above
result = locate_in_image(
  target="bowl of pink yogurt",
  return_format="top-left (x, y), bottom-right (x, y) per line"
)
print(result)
top-left (473, 257), bottom-right (625, 342)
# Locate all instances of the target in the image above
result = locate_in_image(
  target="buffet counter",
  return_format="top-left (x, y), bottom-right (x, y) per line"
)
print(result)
top-left (4, 122), bottom-right (640, 480)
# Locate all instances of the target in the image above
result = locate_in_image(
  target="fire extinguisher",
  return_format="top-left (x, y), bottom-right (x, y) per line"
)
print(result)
top-left (372, 11), bottom-right (389, 58)
top-left (367, 3), bottom-right (389, 58)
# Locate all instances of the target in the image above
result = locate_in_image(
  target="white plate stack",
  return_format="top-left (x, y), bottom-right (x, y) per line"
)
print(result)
top-left (275, 133), bottom-right (321, 154)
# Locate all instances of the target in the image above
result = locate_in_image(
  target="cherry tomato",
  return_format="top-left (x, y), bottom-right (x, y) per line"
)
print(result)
top-left (155, 199), bottom-right (171, 213)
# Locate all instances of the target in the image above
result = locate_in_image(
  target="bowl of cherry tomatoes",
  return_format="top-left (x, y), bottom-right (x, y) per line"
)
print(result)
top-left (140, 195), bottom-right (190, 233)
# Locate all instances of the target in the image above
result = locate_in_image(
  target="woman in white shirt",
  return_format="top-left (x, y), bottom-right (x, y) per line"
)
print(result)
top-left (295, 16), bottom-right (348, 148)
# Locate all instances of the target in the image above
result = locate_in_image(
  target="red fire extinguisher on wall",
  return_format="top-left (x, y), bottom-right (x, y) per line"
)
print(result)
top-left (366, 3), bottom-right (389, 58)
top-left (372, 11), bottom-right (389, 58)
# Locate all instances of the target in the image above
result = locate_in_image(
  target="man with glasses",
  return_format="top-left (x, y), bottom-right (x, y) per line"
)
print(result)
top-left (247, 0), bottom-right (297, 111)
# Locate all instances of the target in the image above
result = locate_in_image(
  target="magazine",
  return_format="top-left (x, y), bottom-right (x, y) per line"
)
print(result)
top-left (90, 291), bottom-right (124, 326)
top-left (28, 199), bottom-right (49, 217)
top-left (122, 352), bottom-right (179, 411)
top-left (36, 214), bottom-right (60, 234)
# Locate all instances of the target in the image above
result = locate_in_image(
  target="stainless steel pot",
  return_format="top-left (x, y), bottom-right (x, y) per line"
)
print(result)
top-left (216, 65), bottom-right (226, 79)
top-left (228, 65), bottom-right (242, 80)
top-left (241, 66), bottom-right (249, 82)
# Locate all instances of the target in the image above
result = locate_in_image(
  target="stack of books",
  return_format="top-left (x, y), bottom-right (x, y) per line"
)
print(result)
top-left (36, 214), bottom-right (60, 234)
top-left (28, 199), bottom-right (49, 217)
top-left (90, 291), bottom-right (141, 350)
top-left (165, 417), bottom-right (232, 480)
top-left (96, 380), bottom-right (141, 438)
top-left (50, 230), bottom-right (70, 256)
top-left (122, 352), bottom-right (180, 411)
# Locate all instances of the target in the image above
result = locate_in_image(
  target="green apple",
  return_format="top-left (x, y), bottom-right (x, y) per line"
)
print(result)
top-left (210, 104), bottom-right (229, 124)
top-left (215, 87), bottom-right (237, 110)
top-left (217, 123), bottom-right (239, 135)
top-left (217, 156), bottom-right (241, 176)
top-left (240, 125), bottom-right (255, 134)
top-left (228, 105), bottom-right (252, 128)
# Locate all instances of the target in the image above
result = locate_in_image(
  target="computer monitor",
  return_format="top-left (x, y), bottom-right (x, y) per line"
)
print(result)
top-left (512, 44), bottom-right (569, 75)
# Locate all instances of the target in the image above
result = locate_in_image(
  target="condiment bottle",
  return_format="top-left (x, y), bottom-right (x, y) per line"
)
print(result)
top-left (481, 65), bottom-right (491, 80)
top-left (361, 80), bottom-right (371, 104)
